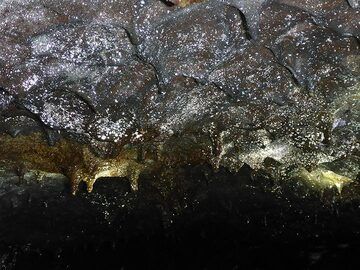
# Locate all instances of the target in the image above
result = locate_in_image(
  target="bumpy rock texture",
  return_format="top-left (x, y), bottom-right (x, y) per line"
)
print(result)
top-left (0, 0), bottom-right (360, 268)
top-left (1, 0), bottom-right (359, 193)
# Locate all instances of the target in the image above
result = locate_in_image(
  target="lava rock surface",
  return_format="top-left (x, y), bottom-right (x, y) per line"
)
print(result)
top-left (0, 1), bottom-right (358, 170)
top-left (0, 0), bottom-right (360, 268)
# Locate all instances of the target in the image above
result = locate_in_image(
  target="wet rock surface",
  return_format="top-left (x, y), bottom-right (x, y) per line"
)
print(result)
top-left (0, 0), bottom-right (359, 268)
top-left (0, 0), bottom-right (358, 186)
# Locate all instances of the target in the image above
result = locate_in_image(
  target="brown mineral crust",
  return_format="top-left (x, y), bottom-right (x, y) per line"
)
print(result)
top-left (0, 133), bottom-right (80, 175)
top-left (0, 133), bottom-right (139, 194)
top-left (0, 130), bottom-right (216, 194)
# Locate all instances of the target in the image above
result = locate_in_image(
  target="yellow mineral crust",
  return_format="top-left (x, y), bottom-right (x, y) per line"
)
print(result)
top-left (0, 133), bottom-right (146, 195)
top-left (0, 133), bottom-right (356, 196)
top-left (297, 167), bottom-right (353, 193)
top-left (169, 0), bottom-right (204, 7)
top-left (70, 148), bottom-right (144, 194)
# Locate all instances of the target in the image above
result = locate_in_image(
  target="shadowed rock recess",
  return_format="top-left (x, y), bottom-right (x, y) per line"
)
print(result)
top-left (0, 0), bottom-right (360, 268)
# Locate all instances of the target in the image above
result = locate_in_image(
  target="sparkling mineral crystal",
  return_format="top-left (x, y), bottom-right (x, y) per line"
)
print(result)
top-left (0, 0), bottom-right (359, 194)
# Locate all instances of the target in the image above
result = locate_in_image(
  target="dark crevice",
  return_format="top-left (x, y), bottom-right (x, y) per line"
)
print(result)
top-left (160, 0), bottom-right (176, 7)
top-left (69, 90), bottom-right (97, 114)
top-left (110, 25), bottom-right (139, 47)
top-left (210, 82), bottom-right (239, 103)
top-left (9, 101), bottom-right (62, 145)
top-left (41, 4), bottom-right (66, 18)
top-left (237, 8), bottom-right (253, 40)
top-left (264, 46), bottom-right (302, 87)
